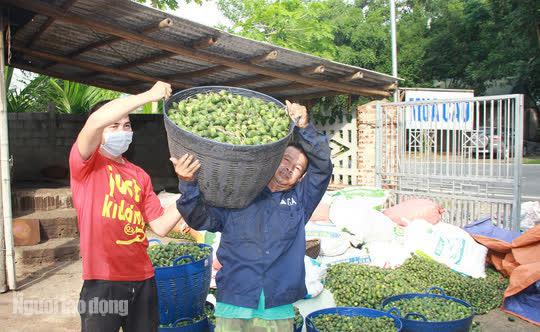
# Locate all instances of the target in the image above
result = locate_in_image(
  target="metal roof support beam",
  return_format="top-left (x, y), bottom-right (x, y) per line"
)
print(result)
top-left (109, 36), bottom-right (218, 75)
top-left (64, 18), bottom-right (173, 59)
top-left (14, 46), bottom-right (191, 89)
top-left (222, 61), bottom-right (326, 87)
top-left (25, 0), bottom-right (77, 47)
top-left (259, 82), bottom-right (306, 94)
top-left (257, 70), bottom-right (383, 95)
top-left (167, 65), bottom-right (228, 80)
top-left (6, 0), bottom-right (389, 97)
top-left (285, 90), bottom-right (347, 102)
top-left (168, 52), bottom-right (276, 80)
top-left (116, 52), bottom-right (175, 71)
top-left (221, 75), bottom-right (275, 87)
top-left (12, 61), bottom-right (140, 94)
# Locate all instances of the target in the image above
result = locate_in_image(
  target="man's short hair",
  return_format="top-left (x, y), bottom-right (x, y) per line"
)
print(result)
top-left (287, 142), bottom-right (306, 156)
top-left (88, 100), bottom-right (112, 117)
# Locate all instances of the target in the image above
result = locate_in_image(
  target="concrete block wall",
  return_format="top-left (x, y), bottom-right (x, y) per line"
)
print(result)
top-left (8, 112), bottom-right (177, 192)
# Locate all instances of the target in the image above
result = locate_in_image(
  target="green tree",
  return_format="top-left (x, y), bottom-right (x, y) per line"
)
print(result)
top-left (48, 79), bottom-right (120, 114)
top-left (217, 0), bottom-right (337, 59)
top-left (216, 0), bottom-right (435, 87)
top-left (5, 68), bottom-right (52, 113)
top-left (5, 69), bottom-right (120, 113)
top-left (424, 0), bottom-right (539, 102)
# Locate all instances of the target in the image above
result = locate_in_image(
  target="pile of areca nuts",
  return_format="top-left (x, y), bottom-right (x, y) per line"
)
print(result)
top-left (168, 90), bottom-right (290, 145)
top-left (147, 242), bottom-right (210, 268)
top-left (319, 254), bottom-right (507, 330)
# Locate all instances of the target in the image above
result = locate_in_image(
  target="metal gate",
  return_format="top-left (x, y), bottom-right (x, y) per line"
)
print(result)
top-left (375, 94), bottom-right (524, 230)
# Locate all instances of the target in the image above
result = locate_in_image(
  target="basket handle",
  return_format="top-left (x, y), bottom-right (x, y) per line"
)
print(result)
top-left (173, 255), bottom-right (195, 266)
top-left (426, 286), bottom-right (446, 296)
top-left (405, 312), bottom-right (428, 322)
top-left (172, 317), bottom-right (193, 326)
top-left (148, 239), bottom-right (162, 246)
top-left (306, 319), bottom-right (317, 330)
top-left (387, 307), bottom-right (402, 318)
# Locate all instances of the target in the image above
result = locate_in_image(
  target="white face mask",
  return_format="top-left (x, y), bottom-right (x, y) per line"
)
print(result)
top-left (101, 131), bottom-right (133, 157)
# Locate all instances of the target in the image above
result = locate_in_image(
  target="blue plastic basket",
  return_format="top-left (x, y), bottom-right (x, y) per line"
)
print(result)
top-left (381, 287), bottom-right (475, 332)
top-left (149, 239), bottom-right (213, 326)
top-left (305, 307), bottom-right (403, 332)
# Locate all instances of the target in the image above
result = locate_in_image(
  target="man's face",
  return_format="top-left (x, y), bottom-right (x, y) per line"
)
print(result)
top-left (101, 116), bottom-right (132, 145)
top-left (271, 146), bottom-right (308, 190)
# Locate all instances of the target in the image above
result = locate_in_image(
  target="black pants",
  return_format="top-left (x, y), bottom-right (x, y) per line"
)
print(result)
top-left (79, 277), bottom-right (159, 332)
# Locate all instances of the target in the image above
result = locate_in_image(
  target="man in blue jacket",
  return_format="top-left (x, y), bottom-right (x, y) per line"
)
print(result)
top-left (171, 100), bottom-right (332, 331)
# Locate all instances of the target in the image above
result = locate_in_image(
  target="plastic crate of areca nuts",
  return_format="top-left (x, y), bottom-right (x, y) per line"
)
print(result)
top-left (163, 86), bottom-right (294, 209)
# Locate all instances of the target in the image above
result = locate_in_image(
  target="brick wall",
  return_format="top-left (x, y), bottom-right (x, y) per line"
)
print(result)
top-left (356, 100), bottom-right (398, 188)
top-left (356, 101), bottom-right (378, 186)
top-left (8, 112), bottom-right (178, 192)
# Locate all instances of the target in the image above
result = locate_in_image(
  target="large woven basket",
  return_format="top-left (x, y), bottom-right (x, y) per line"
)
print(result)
top-left (164, 86), bottom-right (293, 208)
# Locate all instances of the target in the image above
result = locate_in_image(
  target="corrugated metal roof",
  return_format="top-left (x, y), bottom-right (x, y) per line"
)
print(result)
top-left (6, 0), bottom-right (397, 99)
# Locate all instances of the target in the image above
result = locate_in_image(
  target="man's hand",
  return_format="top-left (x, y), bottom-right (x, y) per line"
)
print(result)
top-left (170, 154), bottom-right (201, 182)
top-left (146, 81), bottom-right (172, 102)
top-left (285, 100), bottom-right (309, 128)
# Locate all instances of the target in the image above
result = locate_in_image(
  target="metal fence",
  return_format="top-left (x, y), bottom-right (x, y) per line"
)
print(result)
top-left (376, 94), bottom-right (524, 230)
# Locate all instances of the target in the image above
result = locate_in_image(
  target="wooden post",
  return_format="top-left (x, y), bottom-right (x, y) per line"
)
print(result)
top-left (0, 14), bottom-right (16, 291)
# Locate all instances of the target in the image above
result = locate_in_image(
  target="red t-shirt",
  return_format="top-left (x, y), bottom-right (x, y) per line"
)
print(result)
top-left (69, 143), bottom-right (163, 281)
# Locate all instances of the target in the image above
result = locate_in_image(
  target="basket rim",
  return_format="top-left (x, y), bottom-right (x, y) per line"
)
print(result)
top-left (163, 86), bottom-right (294, 150)
top-left (305, 307), bottom-right (403, 332)
top-left (151, 243), bottom-right (212, 270)
top-left (381, 293), bottom-right (475, 323)
top-left (305, 306), bottom-right (401, 318)
top-left (305, 306), bottom-right (403, 326)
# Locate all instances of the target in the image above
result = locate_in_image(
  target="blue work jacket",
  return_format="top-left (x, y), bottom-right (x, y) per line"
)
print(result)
top-left (176, 123), bottom-right (332, 309)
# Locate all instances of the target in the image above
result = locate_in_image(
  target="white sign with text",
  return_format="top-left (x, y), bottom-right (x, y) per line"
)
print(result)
top-left (404, 90), bottom-right (474, 130)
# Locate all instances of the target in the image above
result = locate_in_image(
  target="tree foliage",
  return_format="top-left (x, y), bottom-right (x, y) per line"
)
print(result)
top-left (217, 0), bottom-right (337, 58)
top-left (216, 0), bottom-right (540, 102)
top-left (6, 70), bottom-right (120, 113)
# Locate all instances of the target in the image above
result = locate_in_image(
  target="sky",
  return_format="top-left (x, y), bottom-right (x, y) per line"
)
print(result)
top-left (171, 0), bottom-right (232, 27)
